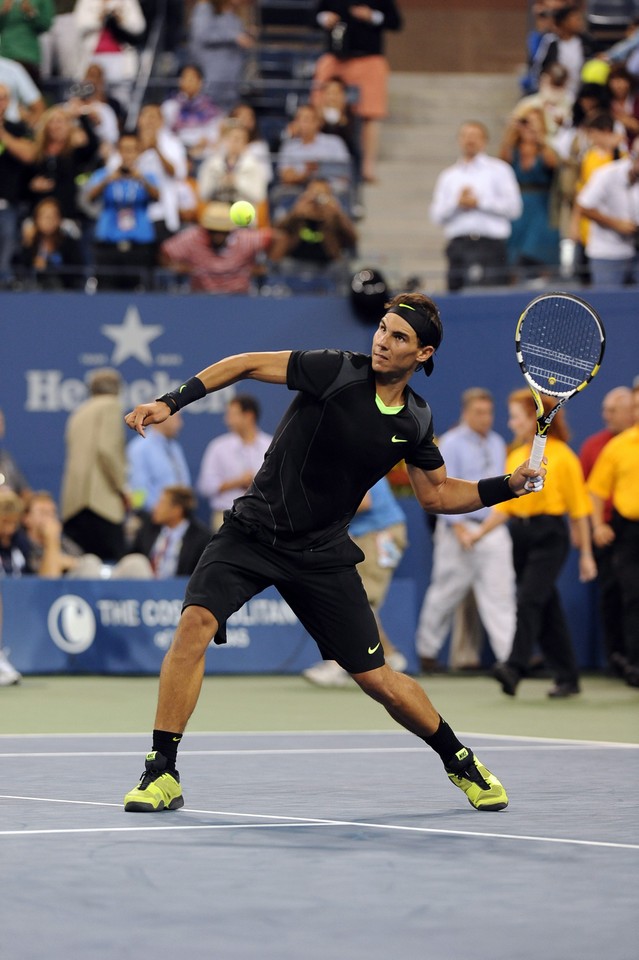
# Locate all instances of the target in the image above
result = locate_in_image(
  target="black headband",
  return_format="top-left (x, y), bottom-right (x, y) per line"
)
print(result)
top-left (388, 302), bottom-right (440, 376)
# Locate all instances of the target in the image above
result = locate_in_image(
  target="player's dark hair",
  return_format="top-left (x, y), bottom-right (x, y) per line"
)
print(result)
top-left (384, 293), bottom-right (443, 350)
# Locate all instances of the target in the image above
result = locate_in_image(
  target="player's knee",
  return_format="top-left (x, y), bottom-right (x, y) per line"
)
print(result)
top-left (172, 604), bottom-right (218, 657)
top-left (352, 664), bottom-right (399, 706)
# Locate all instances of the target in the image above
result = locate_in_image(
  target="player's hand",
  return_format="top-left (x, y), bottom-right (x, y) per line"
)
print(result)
top-left (124, 400), bottom-right (171, 437)
top-left (508, 458), bottom-right (547, 497)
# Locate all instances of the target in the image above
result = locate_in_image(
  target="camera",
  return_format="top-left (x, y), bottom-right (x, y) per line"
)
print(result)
top-left (69, 82), bottom-right (96, 101)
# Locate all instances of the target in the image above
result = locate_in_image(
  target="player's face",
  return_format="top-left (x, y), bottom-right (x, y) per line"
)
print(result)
top-left (371, 314), bottom-right (432, 379)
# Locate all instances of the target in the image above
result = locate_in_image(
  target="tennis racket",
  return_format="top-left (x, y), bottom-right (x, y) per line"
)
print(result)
top-left (515, 292), bottom-right (606, 471)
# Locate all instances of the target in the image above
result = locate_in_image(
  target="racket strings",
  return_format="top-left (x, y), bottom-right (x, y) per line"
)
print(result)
top-left (518, 298), bottom-right (603, 395)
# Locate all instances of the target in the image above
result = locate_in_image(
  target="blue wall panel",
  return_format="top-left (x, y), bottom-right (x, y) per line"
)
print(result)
top-left (1, 289), bottom-right (636, 670)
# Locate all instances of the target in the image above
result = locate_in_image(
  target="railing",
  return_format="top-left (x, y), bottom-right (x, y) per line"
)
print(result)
top-left (124, 0), bottom-right (168, 132)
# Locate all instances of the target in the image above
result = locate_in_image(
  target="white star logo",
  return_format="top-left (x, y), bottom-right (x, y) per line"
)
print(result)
top-left (101, 306), bottom-right (164, 366)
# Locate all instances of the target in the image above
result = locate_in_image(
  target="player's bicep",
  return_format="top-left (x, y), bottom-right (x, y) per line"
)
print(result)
top-left (196, 351), bottom-right (292, 389)
top-left (244, 351), bottom-right (292, 384)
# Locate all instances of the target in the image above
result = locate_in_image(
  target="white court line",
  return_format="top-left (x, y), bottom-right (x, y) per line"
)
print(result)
top-left (0, 743), bottom-right (632, 759)
top-left (0, 730), bottom-right (637, 748)
top-left (0, 795), bottom-right (637, 850)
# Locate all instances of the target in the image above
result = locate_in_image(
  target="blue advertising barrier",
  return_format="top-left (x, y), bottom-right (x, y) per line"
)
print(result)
top-left (1, 288), bottom-right (636, 672)
top-left (2, 578), bottom-right (418, 676)
top-left (2, 289), bottom-right (638, 499)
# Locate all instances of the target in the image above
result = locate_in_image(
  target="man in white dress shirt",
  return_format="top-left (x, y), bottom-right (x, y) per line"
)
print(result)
top-left (415, 388), bottom-right (516, 670)
top-left (197, 394), bottom-right (273, 531)
top-left (576, 140), bottom-right (639, 287)
top-left (430, 121), bottom-right (523, 291)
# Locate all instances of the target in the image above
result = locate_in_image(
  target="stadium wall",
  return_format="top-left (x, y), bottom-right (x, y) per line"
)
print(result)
top-left (2, 288), bottom-right (637, 672)
top-left (386, 0), bottom-right (527, 73)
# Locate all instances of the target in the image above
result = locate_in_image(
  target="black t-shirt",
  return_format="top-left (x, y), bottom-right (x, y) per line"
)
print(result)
top-left (0, 530), bottom-right (35, 576)
top-left (231, 350), bottom-right (443, 548)
top-left (0, 119), bottom-right (31, 204)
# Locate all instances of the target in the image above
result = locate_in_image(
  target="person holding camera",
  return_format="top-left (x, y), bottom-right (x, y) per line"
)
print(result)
top-left (271, 178), bottom-right (357, 264)
top-left (84, 130), bottom-right (159, 289)
top-left (498, 106), bottom-right (560, 281)
top-left (575, 135), bottom-right (639, 286)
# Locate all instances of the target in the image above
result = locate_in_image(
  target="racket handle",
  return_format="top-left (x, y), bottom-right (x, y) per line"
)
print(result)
top-left (529, 434), bottom-right (547, 472)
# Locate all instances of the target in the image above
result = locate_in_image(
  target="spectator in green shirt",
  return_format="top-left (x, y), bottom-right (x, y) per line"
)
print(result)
top-left (0, 0), bottom-right (54, 87)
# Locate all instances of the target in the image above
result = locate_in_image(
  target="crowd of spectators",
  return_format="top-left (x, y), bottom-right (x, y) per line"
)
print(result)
top-left (0, 0), bottom-right (374, 295)
top-left (429, 2), bottom-right (639, 291)
top-left (0, 2), bottom-right (636, 293)
top-left (520, 2), bottom-right (639, 287)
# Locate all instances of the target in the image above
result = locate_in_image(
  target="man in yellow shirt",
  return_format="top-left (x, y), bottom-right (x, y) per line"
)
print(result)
top-left (470, 390), bottom-right (596, 698)
top-left (588, 381), bottom-right (639, 688)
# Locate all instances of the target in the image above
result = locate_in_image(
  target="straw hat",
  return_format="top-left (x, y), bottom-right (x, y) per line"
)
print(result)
top-left (199, 202), bottom-right (234, 231)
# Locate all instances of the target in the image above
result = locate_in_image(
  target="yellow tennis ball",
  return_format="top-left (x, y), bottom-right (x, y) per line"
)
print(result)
top-left (580, 59), bottom-right (610, 85)
top-left (229, 200), bottom-right (256, 226)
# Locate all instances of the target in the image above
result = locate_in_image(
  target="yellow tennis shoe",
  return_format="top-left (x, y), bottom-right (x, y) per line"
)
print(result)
top-left (445, 748), bottom-right (508, 811)
top-left (124, 751), bottom-right (184, 812)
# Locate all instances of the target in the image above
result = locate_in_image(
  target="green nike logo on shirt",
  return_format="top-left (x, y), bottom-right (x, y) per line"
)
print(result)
top-left (391, 435), bottom-right (407, 443)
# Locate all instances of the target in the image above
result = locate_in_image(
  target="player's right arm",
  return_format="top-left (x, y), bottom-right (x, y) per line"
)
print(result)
top-left (407, 459), bottom-right (545, 514)
top-left (125, 352), bottom-right (292, 436)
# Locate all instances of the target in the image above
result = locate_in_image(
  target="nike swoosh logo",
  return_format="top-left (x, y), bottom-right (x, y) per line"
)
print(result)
top-left (172, 736), bottom-right (182, 741)
top-left (368, 641), bottom-right (381, 654)
top-left (391, 435), bottom-right (407, 443)
top-left (179, 384), bottom-right (187, 393)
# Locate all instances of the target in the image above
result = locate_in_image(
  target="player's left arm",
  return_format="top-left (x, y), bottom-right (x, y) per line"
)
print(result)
top-left (407, 459), bottom-right (545, 514)
top-left (125, 352), bottom-right (292, 436)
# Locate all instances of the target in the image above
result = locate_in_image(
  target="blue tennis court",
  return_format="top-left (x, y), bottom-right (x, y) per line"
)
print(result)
top-left (2, 729), bottom-right (637, 960)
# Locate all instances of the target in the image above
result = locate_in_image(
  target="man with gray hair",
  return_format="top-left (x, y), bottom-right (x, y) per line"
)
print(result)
top-left (60, 367), bottom-right (129, 561)
top-left (415, 387), bottom-right (516, 672)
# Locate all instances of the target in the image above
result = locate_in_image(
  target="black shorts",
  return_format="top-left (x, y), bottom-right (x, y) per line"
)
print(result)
top-left (184, 515), bottom-right (385, 674)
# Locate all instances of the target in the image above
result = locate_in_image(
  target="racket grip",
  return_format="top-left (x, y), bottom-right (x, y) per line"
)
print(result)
top-left (529, 434), bottom-right (547, 472)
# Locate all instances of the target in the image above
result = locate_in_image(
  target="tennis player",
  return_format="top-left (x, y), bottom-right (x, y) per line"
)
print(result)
top-left (122, 292), bottom-right (545, 814)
